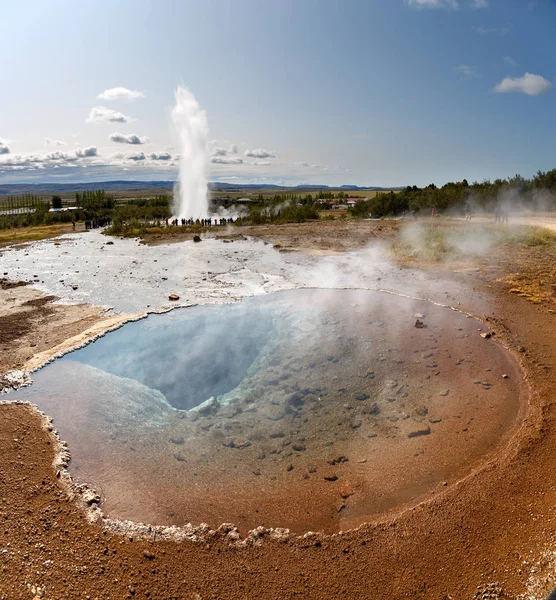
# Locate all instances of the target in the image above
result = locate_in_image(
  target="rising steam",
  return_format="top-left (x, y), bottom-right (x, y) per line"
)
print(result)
top-left (171, 86), bottom-right (209, 219)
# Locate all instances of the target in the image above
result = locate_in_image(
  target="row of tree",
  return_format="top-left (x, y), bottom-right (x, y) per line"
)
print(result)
top-left (349, 169), bottom-right (556, 218)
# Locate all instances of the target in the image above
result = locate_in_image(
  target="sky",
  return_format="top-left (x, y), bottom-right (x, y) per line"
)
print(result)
top-left (0, 0), bottom-right (555, 187)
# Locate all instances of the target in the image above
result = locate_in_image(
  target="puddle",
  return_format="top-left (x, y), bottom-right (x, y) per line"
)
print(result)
top-left (11, 288), bottom-right (525, 534)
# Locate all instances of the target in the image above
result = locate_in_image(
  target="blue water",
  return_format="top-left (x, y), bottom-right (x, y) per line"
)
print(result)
top-left (56, 297), bottom-right (275, 411)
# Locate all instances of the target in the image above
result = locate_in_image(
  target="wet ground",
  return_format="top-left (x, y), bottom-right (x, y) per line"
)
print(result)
top-left (10, 288), bottom-right (524, 534)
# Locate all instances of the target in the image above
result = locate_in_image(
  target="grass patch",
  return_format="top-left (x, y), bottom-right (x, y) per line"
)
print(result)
top-left (0, 223), bottom-right (77, 247)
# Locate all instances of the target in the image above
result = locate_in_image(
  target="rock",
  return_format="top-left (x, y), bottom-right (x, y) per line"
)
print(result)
top-left (174, 453), bottom-right (186, 461)
top-left (324, 473), bottom-right (338, 482)
top-left (355, 392), bottom-right (370, 401)
top-left (407, 425), bottom-right (431, 439)
top-left (415, 319), bottom-right (425, 329)
top-left (337, 502), bottom-right (347, 513)
top-left (292, 442), bottom-right (306, 452)
top-left (480, 332), bottom-right (492, 339)
top-left (339, 485), bottom-right (355, 499)
top-left (429, 417), bottom-right (442, 424)
top-left (82, 490), bottom-right (100, 505)
top-left (286, 463), bottom-right (294, 472)
top-left (193, 235), bottom-right (202, 242)
top-left (190, 396), bottom-right (219, 417)
top-left (286, 392), bottom-right (305, 408)
top-left (328, 456), bottom-right (349, 465)
top-left (264, 406), bottom-right (286, 421)
top-left (348, 419), bottom-right (362, 429)
top-left (106, 241), bottom-right (114, 245)
top-left (232, 438), bottom-right (251, 449)
top-left (168, 293), bottom-right (180, 301)
top-left (414, 405), bottom-right (428, 417)
top-left (269, 431), bottom-right (285, 439)
top-left (502, 373), bottom-right (509, 379)
top-left (169, 436), bottom-right (185, 445)
top-left (439, 389), bottom-right (449, 397)
top-left (143, 550), bottom-right (156, 560)
top-left (71, 285), bottom-right (78, 290)
top-left (252, 469), bottom-right (261, 476)
top-left (368, 402), bottom-right (380, 415)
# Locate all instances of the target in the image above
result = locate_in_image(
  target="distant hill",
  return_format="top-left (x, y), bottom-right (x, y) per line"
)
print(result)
top-left (0, 180), bottom-right (403, 195)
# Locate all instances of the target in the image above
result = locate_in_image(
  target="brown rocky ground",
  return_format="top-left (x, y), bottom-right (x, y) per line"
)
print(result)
top-left (2, 219), bottom-right (556, 599)
top-left (141, 218), bottom-right (400, 253)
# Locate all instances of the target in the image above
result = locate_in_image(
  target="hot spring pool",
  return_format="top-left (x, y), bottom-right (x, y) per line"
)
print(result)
top-left (10, 288), bottom-right (525, 534)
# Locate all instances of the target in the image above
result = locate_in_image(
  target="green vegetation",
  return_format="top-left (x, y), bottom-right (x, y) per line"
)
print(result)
top-left (391, 222), bottom-right (556, 265)
top-left (349, 170), bottom-right (556, 218)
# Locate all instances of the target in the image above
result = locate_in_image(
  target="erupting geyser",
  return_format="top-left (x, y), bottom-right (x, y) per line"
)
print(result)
top-left (171, 85), bottom-right (209, 219)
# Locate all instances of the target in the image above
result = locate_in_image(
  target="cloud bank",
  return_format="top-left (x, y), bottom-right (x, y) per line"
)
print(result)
top-left (45, 138), bottom-right (67, 146)
top-left (109, 132), bottom-right (150, 145)
top-left (98, 87), bottom-right (145, 101)
top-left (244, 148), bottom-right (276, 159)
top-left (494, 72), bottom-right (551, 96)
top-left (87, 106), bottom-right (133, 124)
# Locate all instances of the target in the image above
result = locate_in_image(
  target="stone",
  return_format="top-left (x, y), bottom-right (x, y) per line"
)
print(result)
top-left (480, 332), bottom-right (492, 339)
top-left (407, 425), bottom-right (431, 439)
top-left (349, 419), bottom-right (362, 429)
top-left (193, 235), bottom-right (202, 242)
top-left (143, 551), bottom-right (155, 560)
top-left (439, 389), bottom-right (450, 397)
top-left (82, 490), bottom-right (100, 505)
top-left (414, 405), bottom-right (428, 417)
top-left (355, 392), bottom-right (370, 401)
top-left (264, 406), bottom-right (286, 421)
top-left (324, 473), bottom-right (338, 482)
top-left (502, 373), bottom-right (509, 379)
top-left (286, 463), bottom-right (294, 472)
top-left (105, 241), bottom-right (114, 245)
top-left (292, 442), bottom-right (306, 452)
top-left (232, 438), bottom-right (251, 449)
top-left (339, 485), bottom-right (355, 499)
top-left (168, 293), bottom-right (180, 301)
top-left (328, 455), bottom-right (348, 466)
top-left (169, 436), bottom-right (185, 445)
top-left (415, 319), bottom-right (425, 329)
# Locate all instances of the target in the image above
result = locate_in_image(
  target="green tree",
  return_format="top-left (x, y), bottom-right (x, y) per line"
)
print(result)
top-left (52, 195), bottom-right (63, 209)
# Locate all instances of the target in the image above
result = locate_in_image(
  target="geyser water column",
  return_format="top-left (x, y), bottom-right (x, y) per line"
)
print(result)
top-left (171, 85), bottom-right (209, 219)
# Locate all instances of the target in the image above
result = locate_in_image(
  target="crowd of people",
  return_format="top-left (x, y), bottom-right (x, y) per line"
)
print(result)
top-left (166, 217), bottom-right (235, 227)
top-left (84, 217), bottom-right (112, 229)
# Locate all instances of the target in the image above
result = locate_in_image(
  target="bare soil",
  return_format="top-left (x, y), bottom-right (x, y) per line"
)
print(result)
top-left (2, 220), bottom-right (556, 599)
top-left (142, 219), bottom-right (401, 253)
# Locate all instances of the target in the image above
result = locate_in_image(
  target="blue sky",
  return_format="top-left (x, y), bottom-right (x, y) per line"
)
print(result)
top-left (0, 0), bottom-right (555, 187)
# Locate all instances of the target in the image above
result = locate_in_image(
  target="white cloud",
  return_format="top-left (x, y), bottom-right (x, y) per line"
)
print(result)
top-left (212, 147), bottom-right (228, 156)
top-left (454, 64), bottom-right (479, 79)
top-left (74, 147), bottom-right (98, 158)
top-left (494, 72), bottom-right (551, 96)
top-left (503, 56), bottom-right (519, 67)
top-left (298, 162), bottom-right (309, 167)
top-left (229, 144), bottom-right (238, 154)
top-left (45, 138), bottom-right (67, 146)
top-left (0, 144), bottom-right (10, 155)
top-left (97, 87), bottom-right (144, 101)
top-left (407, 0), bottom-right (458, 8)
top-left (251, 160), bottom-right (272, 166)
top-left (0, 147), bottom-right (98, 170)
top-left (109, 132), bottom-right (149, 145)
top-left (87, 106), bottom-right (133, 124)
top-left (244, 148), bottom-right (276, 159)
top-left (124, 152), bottom-right (145, 161)
top-left (471, 0), bottom-right (488, 7)
top-left (149, 151), bottom-right (172, 161)
top-left (211, 156), bottom-right (243, 164)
